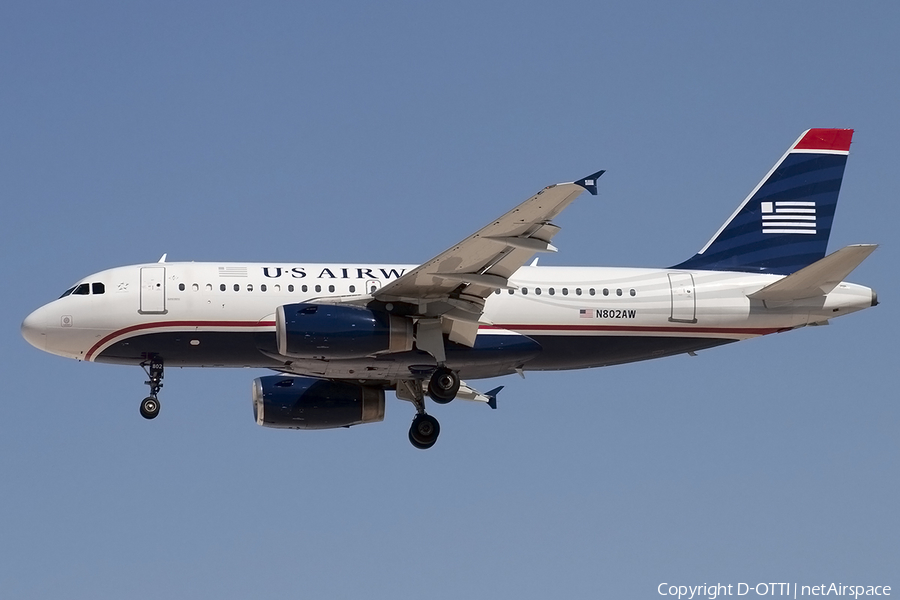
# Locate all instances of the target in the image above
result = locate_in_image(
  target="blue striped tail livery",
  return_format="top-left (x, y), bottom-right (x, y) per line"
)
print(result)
top-left (673, 129), bottom-right (853, 275)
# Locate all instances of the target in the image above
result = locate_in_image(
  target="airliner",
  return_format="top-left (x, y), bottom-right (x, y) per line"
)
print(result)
top-left (21, 129), bottom-right (878, 449)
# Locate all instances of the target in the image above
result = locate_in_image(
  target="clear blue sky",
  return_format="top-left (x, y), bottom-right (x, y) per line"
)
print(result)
top-left (2, 2), bottom-right (897, 598)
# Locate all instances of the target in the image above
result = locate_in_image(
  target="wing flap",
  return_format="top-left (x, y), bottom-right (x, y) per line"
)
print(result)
top-left (748, 244), bottom-right (877, 302)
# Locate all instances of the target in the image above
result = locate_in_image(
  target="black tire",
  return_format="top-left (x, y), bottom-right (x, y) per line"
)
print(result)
top-left (408, 414), bottom-right (440, 449)
top-left (140, 396), bottom-right (160, 420)
top-left (427, 367), bottom-right (460, 404)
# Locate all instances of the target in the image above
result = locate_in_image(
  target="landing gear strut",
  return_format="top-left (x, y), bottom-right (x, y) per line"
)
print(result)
top-left (397, 376), bottom-right (439, 450)
top-left (139, 357), bottom-right (164, 420)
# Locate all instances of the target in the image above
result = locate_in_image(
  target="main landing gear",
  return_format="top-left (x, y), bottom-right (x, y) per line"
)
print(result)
top-left (139, 357), bottom-right (164, 420)
top-left (427, 366), bottom-right (460, 404)
top-left (409, 413), bottom-right (440, 450)
top-left (401, 366), bottom-right (460, 449)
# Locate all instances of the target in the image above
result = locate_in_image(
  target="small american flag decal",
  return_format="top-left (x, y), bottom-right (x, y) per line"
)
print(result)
top-left (579, 309), bottom-right (594, 319)
top-left (218, 266), bottom-right (248, 277)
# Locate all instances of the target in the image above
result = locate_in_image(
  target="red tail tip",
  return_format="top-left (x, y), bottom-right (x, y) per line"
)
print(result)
top-left (794, 128), bottom-right (854, 152)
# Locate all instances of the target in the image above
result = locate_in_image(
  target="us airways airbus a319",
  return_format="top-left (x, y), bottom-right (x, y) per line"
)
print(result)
top-left (21, 129), bottom-right (878, 449)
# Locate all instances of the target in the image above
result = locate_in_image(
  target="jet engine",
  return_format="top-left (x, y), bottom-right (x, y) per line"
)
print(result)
top-left (275, 303), bottom-right (413, 359)
top-left (252, 375), bottom-right (385, 429)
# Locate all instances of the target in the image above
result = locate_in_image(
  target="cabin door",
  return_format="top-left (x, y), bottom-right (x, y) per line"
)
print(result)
top-left (140, 267), bottom-right (167, 314)
top-left (667, 273), bottom-right (696, 323)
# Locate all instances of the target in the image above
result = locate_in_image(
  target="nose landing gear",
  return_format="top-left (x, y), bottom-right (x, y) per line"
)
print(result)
top-left (139, 357), bottom-right (164, 420)
top-left (140, 396), bottom-right (160, 419)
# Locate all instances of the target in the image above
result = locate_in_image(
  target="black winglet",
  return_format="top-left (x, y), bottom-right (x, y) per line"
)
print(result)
top-left (574, 170), bottom-right (605, 196)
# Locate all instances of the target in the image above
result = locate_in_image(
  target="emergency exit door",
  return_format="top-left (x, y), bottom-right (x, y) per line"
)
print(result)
top-left (140, 267), bottom-right (166, 314)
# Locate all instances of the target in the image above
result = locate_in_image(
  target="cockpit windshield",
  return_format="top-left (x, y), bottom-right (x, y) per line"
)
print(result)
top-left (59, 282), bottom-right (96, 298)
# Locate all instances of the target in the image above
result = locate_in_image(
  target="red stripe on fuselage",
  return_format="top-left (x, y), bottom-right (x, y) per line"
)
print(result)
top-left (86, 320), bottom-right (277, 361)
top-left (483, 324), bottom-right (786, 335)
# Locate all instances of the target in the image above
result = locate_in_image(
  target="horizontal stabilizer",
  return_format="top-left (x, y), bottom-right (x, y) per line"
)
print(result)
top-left (456, 382), bottom-right (503, 408)
top-left (748, 244), bottom-right (877, 302)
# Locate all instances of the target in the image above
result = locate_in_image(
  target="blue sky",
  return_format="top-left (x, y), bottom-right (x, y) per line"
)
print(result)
top-left (2, 2), bottom-right (897, 598)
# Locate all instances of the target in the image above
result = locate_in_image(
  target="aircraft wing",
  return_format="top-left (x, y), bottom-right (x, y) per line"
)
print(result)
top-left (374, 170), bottom-right (603, 344)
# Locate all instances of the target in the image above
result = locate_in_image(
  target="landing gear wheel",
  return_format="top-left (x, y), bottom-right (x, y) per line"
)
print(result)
top-left (140, 396), bottom-right (160, 420)
top-left (427, 367), bottom-right (460, 404)
top-left (408, 414), bottom-right (440, 449)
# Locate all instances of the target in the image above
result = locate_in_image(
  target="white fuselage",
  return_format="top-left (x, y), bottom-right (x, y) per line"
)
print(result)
top-left (21, 261), bottom-right (875, 381)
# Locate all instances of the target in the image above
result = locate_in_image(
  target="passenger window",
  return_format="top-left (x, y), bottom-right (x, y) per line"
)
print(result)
top-left (247, 284), bottom-right (254, 292)
top-left (73, 283), bottom-right (90, 295)
top-left (233, 284), bottom-right (240, 292)
top-left (261, 284), bottom-right (267, 292)
top-left (206, 284), bottom-right (212, 292)
top-left (220, 284), bottom-right (226, 292)
top-left (315, 284), bottom-right (321, 293)
top-left (589, 288), bottom-right (596, 296)
top-left (193, 283), bottom-right (199, 292)
top-left (495, 289), bottom-right (501, 295)
top-left (616, 288), bottom-right (623, 296)
top-left (274, 284), bottom-right (281, 292)
top-left (575, 288), bottom-right (582, 296)
top-left (508, 289), bottom-right (514, 294)
top-left (302, 285), bottom-right (308, 292)
top-left (178, 283), bottom-right (185, 292)
top-left (562, 288), bottom-right (568, 296)
top-left (535, 287), bottom-right (542, 295)
top-left (328, 285), bottom-right (335, 293)
top-left (288, 284), bottom-right (294, 292)
top-left (522, 288), bottom-right (528, 295)
top-left (548, 288), bottom-right (555, 295)
top-left (630, 289), bottom-right (636, 296)
top-left (92, 282), bottom-right (106, 294)
top-left (603, 288), bottom-right (609, 296)
top-left (349, 285), bottom-right (356, 293)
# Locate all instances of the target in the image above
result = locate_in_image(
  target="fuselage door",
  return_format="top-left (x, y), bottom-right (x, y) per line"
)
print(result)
top-left (366, 279), bottom-right (382, 295)
top-left (667, 272), bottom-right (696, 323)
top-left (140, 267), bottom-right (167, 314)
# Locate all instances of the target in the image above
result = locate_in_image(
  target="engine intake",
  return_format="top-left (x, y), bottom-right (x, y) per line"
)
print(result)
top-left (252, 375), bottom-right (385, 429)
top-left (276, 303), bottom-right (413, 359)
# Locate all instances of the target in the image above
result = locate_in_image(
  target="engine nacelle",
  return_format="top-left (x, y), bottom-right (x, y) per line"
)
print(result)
top-left (252, 375), bottom-right (385, 430)
top-left (275, 303), bottom-right (413, 359)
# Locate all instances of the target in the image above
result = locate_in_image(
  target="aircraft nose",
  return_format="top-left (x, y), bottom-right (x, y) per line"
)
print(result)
top-left (21, 307), bottom-right (49, 350)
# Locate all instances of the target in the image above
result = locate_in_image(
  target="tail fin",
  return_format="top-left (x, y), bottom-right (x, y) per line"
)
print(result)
top-left (672, 129), bottom-right (853, 275)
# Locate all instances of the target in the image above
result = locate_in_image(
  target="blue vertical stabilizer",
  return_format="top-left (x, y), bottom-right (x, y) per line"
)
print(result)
top-left (672, 129), bottom-right (853, 275)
